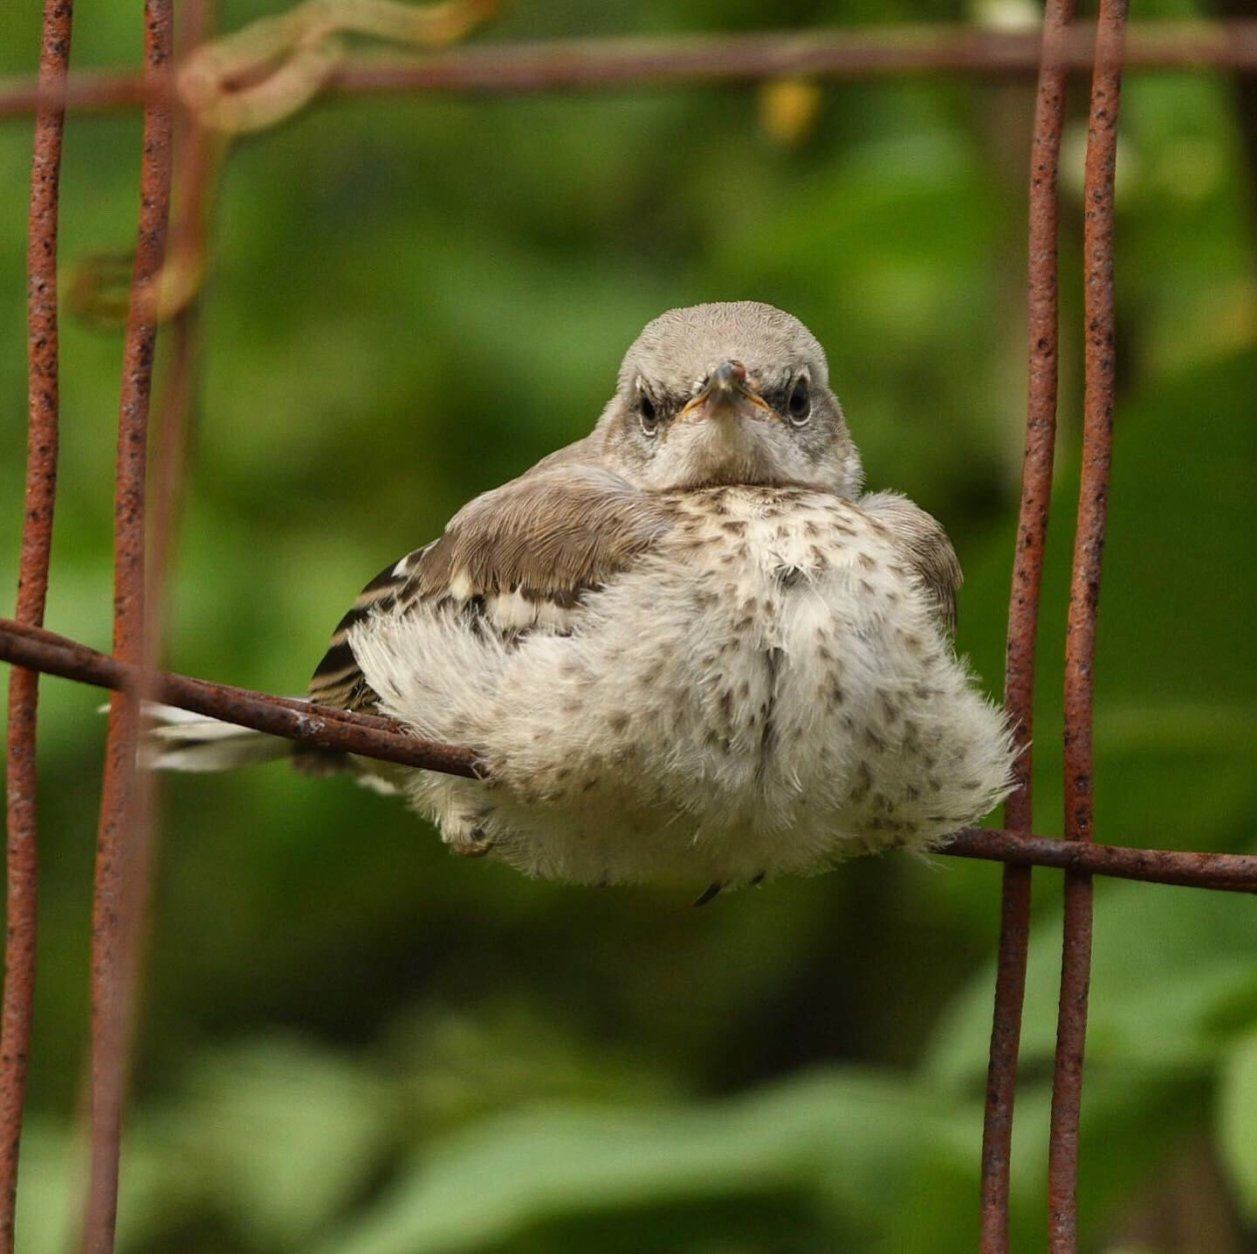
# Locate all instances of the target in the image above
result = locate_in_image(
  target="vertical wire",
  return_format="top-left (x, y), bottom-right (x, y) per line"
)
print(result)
top-left (80, 1), bottom-right (175, 1249)
top-left (1048, 1), bottom-right (1128, 1248)
top-left (979, 3), bottom-right (1075, 1248)
top-left (0, 3), bottom-right (75, 1248)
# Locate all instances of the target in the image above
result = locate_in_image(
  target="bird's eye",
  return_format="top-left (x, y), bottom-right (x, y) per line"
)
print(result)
top-left (787, 376), bottom-right (811, 425)
top-left (638, 391), bottom-right (659, 436)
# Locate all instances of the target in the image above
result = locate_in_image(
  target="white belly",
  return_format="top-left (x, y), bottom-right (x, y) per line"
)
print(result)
top-left (352, 487), bottom-right (1012, 886)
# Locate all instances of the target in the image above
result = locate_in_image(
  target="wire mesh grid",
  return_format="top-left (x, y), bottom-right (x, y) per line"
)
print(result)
top-left (1, 3), bottom-right (1255, 1251)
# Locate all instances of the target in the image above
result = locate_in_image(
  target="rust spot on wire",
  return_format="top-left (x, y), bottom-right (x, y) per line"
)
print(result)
top-left (979, 3), bottom-right (1075, 1249)
top-left (81, 2), bottom-right (176, 1249)
top-left (0, 3), bottom-right (74, 1249)
top-left (1048, 1), bottom-right (1129, 1248)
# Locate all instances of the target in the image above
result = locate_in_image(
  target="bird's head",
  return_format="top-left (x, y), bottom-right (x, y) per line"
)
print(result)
top-left (597, 302), bottom-right (863, 495)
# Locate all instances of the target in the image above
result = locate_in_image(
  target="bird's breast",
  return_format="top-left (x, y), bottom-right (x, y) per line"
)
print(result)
top-left (600, 486), bottom-right (918, 780)
top-left (659, 484), bottom-right (907, 649)
top-left (354, 483), bottom-right (1012, 885)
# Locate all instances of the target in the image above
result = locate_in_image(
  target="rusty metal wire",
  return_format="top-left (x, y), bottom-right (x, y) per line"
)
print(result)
top-left (1048, 2), bottom-right (1129, 1247)
top-left (979, 2), bottom-right (1074, 1249)
top-left (2, 619), bottom-right (1254, 893)
top-left (79, 6), bottom-right (222, 1247)
top-left (0, 3), bottom-right (74, 1250)
top-left (942, 830), bottom-right (1257, 894)
top-left (3, 22), bottom-right (1257, 120)
top-left (80, 2), bottom-right (176, 1247)
top-left (0, 618), bottom-right (481, 776)
top-left (1, 8), bottom-right (1256, 1253)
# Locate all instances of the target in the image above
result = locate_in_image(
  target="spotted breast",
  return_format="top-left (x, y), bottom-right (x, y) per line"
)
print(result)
top-left (348, 484), bottom-right (1012, 887)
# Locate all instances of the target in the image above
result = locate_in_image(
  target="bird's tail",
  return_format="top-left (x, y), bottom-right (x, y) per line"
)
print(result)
top-left (139, 703), bottom-right (296, 773)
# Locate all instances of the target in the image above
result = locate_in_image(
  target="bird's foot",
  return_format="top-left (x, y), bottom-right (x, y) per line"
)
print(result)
top-left (444, 814), bottom-right (495, 858)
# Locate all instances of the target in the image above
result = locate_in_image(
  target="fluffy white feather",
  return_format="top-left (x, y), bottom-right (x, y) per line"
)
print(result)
top-left (351, 487), bottom-right (1013, 886)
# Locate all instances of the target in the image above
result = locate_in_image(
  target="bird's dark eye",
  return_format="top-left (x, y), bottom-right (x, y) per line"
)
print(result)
top-left (638, 391), bottom-right (659, 435)
top-left (787, 376), bottom-right (811, 425)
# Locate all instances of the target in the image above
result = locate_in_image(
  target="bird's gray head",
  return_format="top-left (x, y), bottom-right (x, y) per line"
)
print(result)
top-left (596, 301), bottom-right (863, 495)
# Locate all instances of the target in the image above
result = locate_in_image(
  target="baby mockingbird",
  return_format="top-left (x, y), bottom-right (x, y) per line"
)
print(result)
top-left (148, 301), bottom-right (1012, 893)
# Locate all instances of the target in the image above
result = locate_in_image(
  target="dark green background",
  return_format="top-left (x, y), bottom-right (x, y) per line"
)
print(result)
top-left (2, 1), bottom-right (1255, 1250)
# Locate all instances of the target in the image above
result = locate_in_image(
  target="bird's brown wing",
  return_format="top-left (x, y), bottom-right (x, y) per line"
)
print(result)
top-left (306, 544), bottom-right (433, 713)
top-left (859, 490), bottom-right (962, 635)
top-left (308, 463), bottom-right (673, 713)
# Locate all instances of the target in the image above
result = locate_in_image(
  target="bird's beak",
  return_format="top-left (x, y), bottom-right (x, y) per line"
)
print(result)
top-left (678, 360), bottom-right (775, 425)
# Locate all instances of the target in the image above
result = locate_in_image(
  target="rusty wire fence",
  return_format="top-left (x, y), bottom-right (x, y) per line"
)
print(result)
top-left (0, 2), bottom-right (1255, 1251)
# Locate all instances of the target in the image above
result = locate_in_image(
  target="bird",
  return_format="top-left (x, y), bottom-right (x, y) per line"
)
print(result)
top-left (144, 301), bottom-right (1013, 894)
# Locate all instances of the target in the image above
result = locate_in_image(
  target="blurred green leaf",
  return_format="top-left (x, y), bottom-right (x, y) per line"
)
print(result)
top-left (171, 1036), bottom-right (394, 1246)
top-left (1219, 1031), bottom-right (1257, 1221)
top-left (321, 1069), bottom-right (977, 1254)
top-left (926, 882), bottom-right (1257, 1092)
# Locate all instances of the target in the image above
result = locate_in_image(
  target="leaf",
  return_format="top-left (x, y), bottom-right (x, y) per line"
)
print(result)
top-left (926, 880), bottom-right (1257, 1093)
top-left (320, 1069), bottom-right (978, 1254)
top-left (14, 1116), bottom-right (194, 1254)
top-left (1218, 1030), bottom-right (1257, 1219)
top-left (174, 1035), bottom-right (394, 1246)
top-left (13, 1122), bottom-right (79, 1254)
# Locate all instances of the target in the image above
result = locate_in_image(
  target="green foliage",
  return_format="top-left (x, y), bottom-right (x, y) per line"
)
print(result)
top-left (319, 1072), bottom-right (978, 1254)
top-left (0, 1), bottom-right (1254, 1250)
top-left (1220, 1032), bottom-right (1257, 1221)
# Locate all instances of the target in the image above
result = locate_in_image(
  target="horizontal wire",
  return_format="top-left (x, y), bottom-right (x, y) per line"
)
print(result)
top-left (2, 616), bottom-right (1252, 891)
top-left (0, 617), bottom-right (480, 778)
top-left (2, 21), bottom-right (1257, 120)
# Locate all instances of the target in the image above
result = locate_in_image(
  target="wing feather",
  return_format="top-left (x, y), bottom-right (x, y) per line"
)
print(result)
top-left (308, 463), bottom-right (672, 713)
top-left (859, 490), bottom-right (962, 635)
